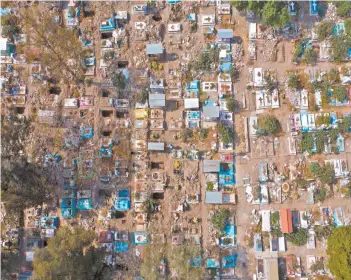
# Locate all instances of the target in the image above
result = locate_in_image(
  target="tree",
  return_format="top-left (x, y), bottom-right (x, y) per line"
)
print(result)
top-left (1, 163), bottom-right (56, 215)
top-left (261, 1), bottom-right (278, 27)
top-left (310, 258), bottom-right (325, 273)
top-left (315, 130), bottom-right (326, 154)
top-left (264, 75), bottom-right (276, 92)
top-left (317, 21), bottom-right (334, 41)
top-left (303, 47), bottom-right (317, 65)
top-left (139, 88), bottom-right (149, 104)
top-left (1, 14), bottom-right (21, 39)
top-left (301, 133), bottom-right (314, 153)
top-left (140, 245), bottom-right (167, 280)
top-left (315, 187), bottom-right (328, 202)
top-left (335, 2), bottom-right (351, 17)
top-left (112, 71), bottom-right (127, 90)
top-left (195, 48), bottom-right (219, 71)
top-left (257, 114), bottom-right (281, 135)
top-left (330, 35), bottom-right (351, 62)
top-left (231, 1), bottom-right (249, 12)
top-left (102, 50), bottom-right (115, 63)
top-left (287, 73), bottom-right (301, 89)
top-left (286, 228), bottom-right (308, 246)
top-left (33, 227), bottom-right (111, 280)
top-left (226, 99), bottom-right (237, 112)
top-left (314, 225), bottom-right (334, 241)
top-left (327, 68), bottom-right (340, 83)
top-left (217, 123), bottom-right (232, 144)
top-left (142, 197), bottom-right (155, 214)
top-left (333, 85), bottom-right (347, 102)
top-left (327, 226), bottom-right (351, 280)
top-left (279, 8), bottom-right (291, 27)
top-left (211, 208), bottom-right (229, 231)
top-left (262, 2), bottom-right (290, 27)
top-left (319, 164), bottom-right (335, 185)
top-left (341, 116), bottom-right (351, 133)
top-left (230, 66), bottom-right (240, 82)
top-left (167, 246), bottom-right (202, 280)
top-left (200, 128), bottom-right (209, 139)
top-left (1, 114), bottom-right (32, 159)
top-left (21, 7), bottom-right (87, 83)
top-left (309, 162), bottom-right (322, 176)
top-left (345, 18), bottom-right (351, 39)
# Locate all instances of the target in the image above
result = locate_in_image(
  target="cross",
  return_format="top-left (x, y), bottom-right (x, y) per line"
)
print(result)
top-left (312, 1), bottom-right (317, 11)
top-left (290, 2), bottom-right (295, 10)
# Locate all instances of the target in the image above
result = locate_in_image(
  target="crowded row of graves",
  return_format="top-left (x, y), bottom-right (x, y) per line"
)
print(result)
top-left (254, 206), bottom-right (345, 279)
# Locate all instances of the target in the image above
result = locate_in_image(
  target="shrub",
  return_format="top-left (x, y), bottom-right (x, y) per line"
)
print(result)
top-left (314, 187), bottom-right (327, 202)
top-left (200, 128), bottom-right (208, 139)
top-left (207, 182), bottom-right (214, 191)
top-left (295, 178), bottom-right (308, 190)
top-left (270, 212), bottom-right (282, 237)
top-left (211, 208), bottom-right (229, 231)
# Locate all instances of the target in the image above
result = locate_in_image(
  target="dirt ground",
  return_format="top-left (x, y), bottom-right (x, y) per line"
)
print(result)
top-left (12, 1), bottom-right (351, 278)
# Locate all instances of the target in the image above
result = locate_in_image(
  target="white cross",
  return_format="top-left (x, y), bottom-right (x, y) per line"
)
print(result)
top-left (312, 1), bottom-right (317, 11)
top-left (290, 2), bottom-right (295, 10)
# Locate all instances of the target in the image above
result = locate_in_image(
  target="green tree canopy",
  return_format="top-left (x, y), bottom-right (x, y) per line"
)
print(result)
top-left (257, 114), bottom-right (281, 135)
top-left (226, 99), bottom-right (237, 112)
top-left (286, 228), bottom-right (308, 246)
top-left (303, 47), bottom-right (317, 65)
top-left (345, 18), bottom-right (351, 39)
top-left (318, 164), bottom-right (336, 185)
top-left (335, 2), bottom-right (351, 17)
top-left (33, 227), bottom-right (111, 280)
top-left (309, 162), bottom-right (335, 185)
top-left (287, 73), bottom-right (301, 89)
top-left (1, 14), bottom-right (21, 39)
top-left (217, 123), bottom-right (233, 144)
top-left (327, 68), bottom-right (340, 83)
top-left (21, 7), bottom-right (87, 83)
top-left (301, 133), bottom-right (314, 153)
top-left (333, 85), bottom-right (347, 102)
top-left (327, 226), bottom-right (351, 280)
top-left (112, 71), bottom-right (127, 90)
top-left (262, 1), bottom-right (290, 27)
top-left (330, 35), bottom-right (351, 62)
top-left (317, 21), bottom-right (334, 41)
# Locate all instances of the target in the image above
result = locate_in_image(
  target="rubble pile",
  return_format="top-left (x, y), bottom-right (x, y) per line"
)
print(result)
top-left (325, 3), bottom-right (337, 22)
